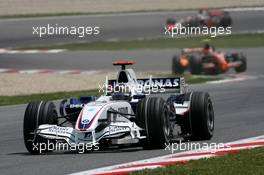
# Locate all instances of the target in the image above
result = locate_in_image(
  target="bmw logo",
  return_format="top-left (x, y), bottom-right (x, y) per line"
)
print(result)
top-left (81, 119), bottom-right (90, 124)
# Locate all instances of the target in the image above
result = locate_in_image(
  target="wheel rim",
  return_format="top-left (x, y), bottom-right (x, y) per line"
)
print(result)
top-left (162, 106), bottom-right (170, 140)
top-left (207, 101), bottom-right (214, 131)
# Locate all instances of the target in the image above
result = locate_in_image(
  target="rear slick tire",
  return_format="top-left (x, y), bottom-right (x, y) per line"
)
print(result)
top-left (189, 56), bottom-right (202, 74)
top-left (235, 54), bottom-right (247, 73)
top-left (172, 55), bottom-right (185, 74)
top-left (189, 92), bottom-right (214, 141)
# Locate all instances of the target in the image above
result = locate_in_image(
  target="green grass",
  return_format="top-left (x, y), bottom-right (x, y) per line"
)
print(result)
top-left (131, 146), bottom-right (264, 175)
top-left (0, 89), bottom-right (100, 106)
top-left (185, 75), bottom-right (222, 84)
top-left (21, 33), bottom-right (264, 50)
top-left (0, 74), bottom-right (223, 106)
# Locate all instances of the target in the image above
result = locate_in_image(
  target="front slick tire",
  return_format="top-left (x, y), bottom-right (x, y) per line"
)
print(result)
top-left (136, 97), bottom-right (170, 149)
top-left (23, 101), bottom-right (58, 154)
top-left (189, 92), bottom-right (214, 141)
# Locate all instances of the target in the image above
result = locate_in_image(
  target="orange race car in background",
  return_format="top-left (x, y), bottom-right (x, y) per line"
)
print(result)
top-left (171, 44), bottom-right (247, 75)
top-left (166, 8), bottom-right (232, 31)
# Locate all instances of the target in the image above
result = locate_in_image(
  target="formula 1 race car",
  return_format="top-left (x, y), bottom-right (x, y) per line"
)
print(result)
top-left (172, 44), bottom-right (247, 75)
top-left (23, 61), bottom-right (215, 154)
top-left (166, 9), bottom-right (232, 31)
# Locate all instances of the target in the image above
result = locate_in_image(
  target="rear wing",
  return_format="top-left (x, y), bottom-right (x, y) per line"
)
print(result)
top-left (108, 77), bottom-right (188, 94)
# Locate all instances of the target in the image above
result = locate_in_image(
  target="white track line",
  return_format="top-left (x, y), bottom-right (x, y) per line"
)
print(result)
top-left (224, 7), bottom-right (264, 12)
top-left (0, 48), bottom-right (66, 54)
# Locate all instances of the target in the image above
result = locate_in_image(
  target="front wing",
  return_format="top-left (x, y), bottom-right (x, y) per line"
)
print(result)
top-left (35, 122), bottom-right (145, 147)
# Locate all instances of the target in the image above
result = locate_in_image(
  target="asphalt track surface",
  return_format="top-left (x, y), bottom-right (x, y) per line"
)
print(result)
top-left (0, 47), bottom-right (264, 175)
top-left (0, 48), bottom-right (263, 72)
top-left (0, 9), bottom-right (264, 48)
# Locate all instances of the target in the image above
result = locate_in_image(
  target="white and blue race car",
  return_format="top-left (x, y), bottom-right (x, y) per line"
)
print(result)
top-left (23, 61), bottom-right (214, 154)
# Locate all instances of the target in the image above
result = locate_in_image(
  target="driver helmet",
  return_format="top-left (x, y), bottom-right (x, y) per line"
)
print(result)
top-left (111, 84), bottom-right (132, 101)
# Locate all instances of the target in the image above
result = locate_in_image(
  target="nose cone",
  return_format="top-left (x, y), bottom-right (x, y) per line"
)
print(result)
top-left (75, 104), bottom-right (103, 131)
